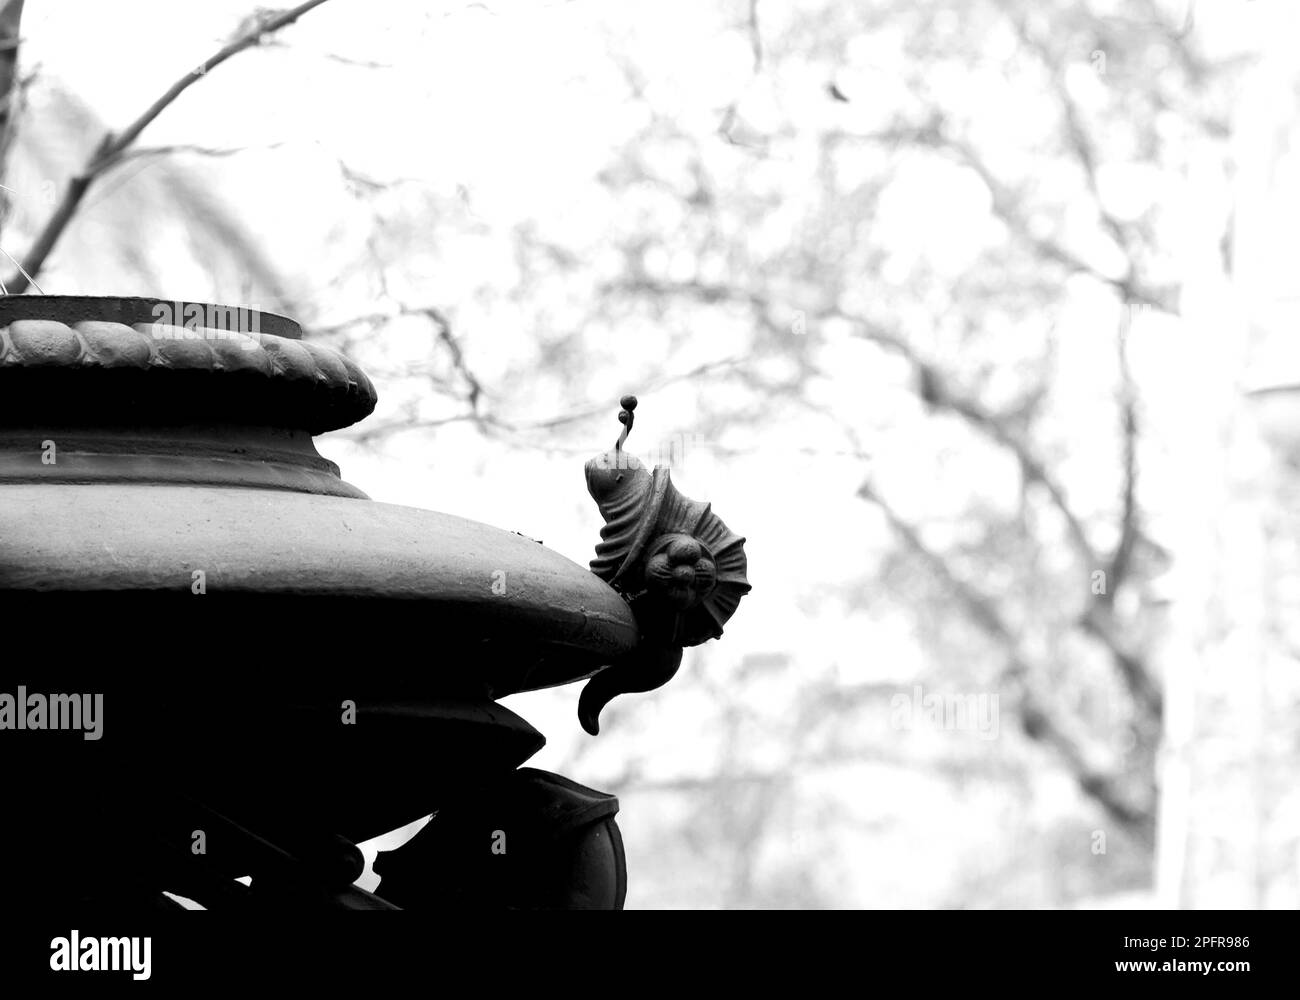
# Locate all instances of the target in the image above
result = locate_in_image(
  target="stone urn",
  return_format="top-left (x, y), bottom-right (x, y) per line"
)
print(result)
top-left (0, 296), bottom-right (748, 910)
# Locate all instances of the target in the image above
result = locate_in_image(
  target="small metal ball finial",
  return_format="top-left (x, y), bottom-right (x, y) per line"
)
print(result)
top-left (615, 394), bottom-right (637, 453)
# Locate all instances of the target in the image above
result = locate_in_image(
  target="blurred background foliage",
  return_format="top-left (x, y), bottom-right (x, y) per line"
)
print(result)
top-left (3, 0), bottom-right (1293, 908)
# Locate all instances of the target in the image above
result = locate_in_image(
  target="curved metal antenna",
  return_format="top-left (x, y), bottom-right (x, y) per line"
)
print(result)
top-left (614, 394), bottom-right (637, 454)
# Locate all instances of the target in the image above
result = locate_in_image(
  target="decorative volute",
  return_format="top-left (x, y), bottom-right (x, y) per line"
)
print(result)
top-left (578, 396), bottom-right (751, 733)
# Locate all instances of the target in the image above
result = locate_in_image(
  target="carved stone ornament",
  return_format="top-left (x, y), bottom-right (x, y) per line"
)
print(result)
top-left (578, 396), bottom-right (750, 733)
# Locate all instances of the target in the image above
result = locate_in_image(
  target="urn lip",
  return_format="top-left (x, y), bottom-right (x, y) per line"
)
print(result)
top-left (0, 295), bottom-right (376, 434)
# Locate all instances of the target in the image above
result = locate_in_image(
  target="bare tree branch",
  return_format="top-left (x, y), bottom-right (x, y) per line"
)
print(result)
top-left (1079, 602), bottom-right (1161, 716)
top-left (857, 479), bottom-right (1152, 836)
top-left (415, 305), bottom-right (484, 414)
top-left (858, 479), bottom-right (1021, 650)
top-left (995, 11), bottom-right (1159, 716)
top-left (0, 0), bottom-right (23, 172)
top-left (746, 0), bottom-right (763, 72)
top-left (829, 112), bottom-right (1175, 312)
top-left (600, 275), bottom-right (1105, 570)
top-left (320, 51), bottom-right (392, 69)
top-left (943, 131), bottom-right (1173, 312)
top-left (598, 273), bottom-right (1162, 724)
top-left (717, 0), bottom-right (766, 147)
top-left (1001, 7), bottom-right (1170, 320)
top-left (2, 0), bottom-right (334, 292)
top-left (1105, 312), bottom-right (1140, 600)
top-left (113, 141), bottom-right (289, 164)
top-left (818, 303), bottom-right (1104, 571)
top-left (853, 310), bottom-right (1159, 716)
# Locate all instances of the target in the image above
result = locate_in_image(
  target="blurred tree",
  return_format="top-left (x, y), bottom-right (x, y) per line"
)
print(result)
top-left (305, 0), bottom-right (1230, 906)
top-left (497, 0), bottom-right (1224, 904)
top-left (0, 0), bottom-right (1249, 907)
